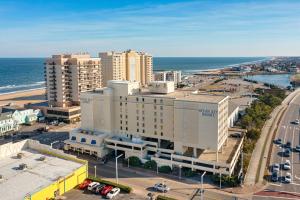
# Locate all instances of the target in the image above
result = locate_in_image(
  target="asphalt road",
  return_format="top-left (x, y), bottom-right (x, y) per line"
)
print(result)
top-left (253, 94), bottom-right (300, 200)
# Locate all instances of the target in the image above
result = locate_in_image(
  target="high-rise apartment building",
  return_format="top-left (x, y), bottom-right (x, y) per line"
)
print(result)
top-left (45, 54), bottom-right (102, 108)
top-left (65, 80), bottom-right (244, 176)
top-left (99, 50), bottom-right (152, 86)
top-left (154, 70), bottom-right (182, 86)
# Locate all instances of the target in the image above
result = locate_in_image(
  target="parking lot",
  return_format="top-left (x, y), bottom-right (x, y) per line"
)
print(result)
top-left (64, 189), bottom-right (145, 200)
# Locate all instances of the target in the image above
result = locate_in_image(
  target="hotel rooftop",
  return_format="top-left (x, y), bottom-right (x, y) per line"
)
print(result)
top-left (0, 140), bottom-right (85, 200)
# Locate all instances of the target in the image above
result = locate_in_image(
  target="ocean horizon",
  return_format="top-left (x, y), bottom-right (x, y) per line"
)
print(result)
top-left (0, 57), bottom-right (267, 94)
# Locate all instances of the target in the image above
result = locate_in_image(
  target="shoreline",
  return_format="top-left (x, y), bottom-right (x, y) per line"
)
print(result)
top-left (0, 88), bottom-right (46, 107)
top-left (0, 87), bottom-right (46, 96)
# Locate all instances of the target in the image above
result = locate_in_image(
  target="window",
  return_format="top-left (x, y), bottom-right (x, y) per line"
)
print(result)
top-left (137, 116), bottom-right (139, 120)
top-left (120, 126), bottom-right (123, 130)
top-left (137, 129), bottom-right (139, 132)
top-left (154, 112), bottom-right (157, 116)
top-left (137, 122), bottom-right (139, 126)
top-left (120, 120), bottom-right (122, 124)
top-left (120, 96), bottom-right (122, 100)
top-left (160, 99), bottom-right (163, 103)
top-left (142, 129), bottom-right (145, 133)
top-left (142, 98), bottom-right (145, 102)
top-left (126, 121), bottom-right (128, 125)
top-left (154, 105), bottom-right (157, 109)
top-left (160, 106), bottom-right (163, 110)
top-left (81, 138), bottom-right (86, 143)
top-left (71, 136), bottom-right (76, 141)
top-left (142, 123), bottom-right (145, 127)
top-left (160, 119), bottom-right (163, 123)
top-left (154, 125), bottom-right (157, 129)
top-left (154, 99), bottom-right (157, 103)
top-left (136, 97), bottom-right (139, 101)
top-left (126, 115), bottom-right (128, 119)
top-left (126, 127), bottom-right (128, 131)
top-left (161, 132), bottom-right (163, 136)
top-left (91, 140), bottom-right (96, 145)
top-left (120, 102), bottom-right (122, 106)
top-left (154, 118), bottom-right (157, 122)
top-left (154, 131), bottom-right (157, 135)
top-left (120, 114), bottom-right (122, 118)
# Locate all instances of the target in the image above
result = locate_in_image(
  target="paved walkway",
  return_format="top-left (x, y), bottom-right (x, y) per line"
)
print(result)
top-left (244, 89), bottom-right (300, 186)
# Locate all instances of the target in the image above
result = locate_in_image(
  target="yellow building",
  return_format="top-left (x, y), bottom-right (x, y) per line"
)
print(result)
top-left (99, 50), bottom-right (153, 87)
top-left (0, 139), bottom-right (88, 200)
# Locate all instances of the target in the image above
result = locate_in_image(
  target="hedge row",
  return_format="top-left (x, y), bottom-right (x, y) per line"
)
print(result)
top-left (88, 176), bottom-right (132, 193)
top-left (156, 195), bottom-right (177, 200)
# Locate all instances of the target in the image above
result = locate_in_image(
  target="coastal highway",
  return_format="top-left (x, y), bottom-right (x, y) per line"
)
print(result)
top-left (253, 93), bottom-right (300, 200)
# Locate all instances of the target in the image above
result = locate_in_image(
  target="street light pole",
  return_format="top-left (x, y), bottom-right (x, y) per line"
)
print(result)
top-left (179, 165), bottom-right (182, 180)
top-left (116, 154), bottom-right (123, 184)
top-left (94, 165), bottom-right (97, 177)
top-left (200, 171), bottom-right (206, 200)
top-left (50, 140), bottom-right (59, 148)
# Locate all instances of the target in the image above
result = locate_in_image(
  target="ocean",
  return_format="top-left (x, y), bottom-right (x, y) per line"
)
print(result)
top-left (0, 57), bottom-right (267, 94)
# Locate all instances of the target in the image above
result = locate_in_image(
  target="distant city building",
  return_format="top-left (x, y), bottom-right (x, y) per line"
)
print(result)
top-left (0, 112), bottom-right (19, 136)
top-left (99, 50), bottom-right (153, 87)
top-left (65, 80), bottom-right (244, 176)
top-left (45, 53), bottom-right (102, 108)
top-left (0, 139), bottom-right (87, 200)
top-left (154, 70), bottom-right (182, 86)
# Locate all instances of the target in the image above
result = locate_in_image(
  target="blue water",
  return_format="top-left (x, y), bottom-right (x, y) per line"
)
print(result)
top-left (0, 57), bottom-right (269, 94)
top-left (153, 57), bottom-right (267, 73)
top-left (246, 74), bottom-right (292, 88)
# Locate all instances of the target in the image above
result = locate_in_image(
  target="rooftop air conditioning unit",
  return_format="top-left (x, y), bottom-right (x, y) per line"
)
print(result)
top-left (17, 153), bottom-right (24, 159)
top-left (39, 156), bottom-right (46, 161)
top-left (19, 163), bottom-right (27, 170)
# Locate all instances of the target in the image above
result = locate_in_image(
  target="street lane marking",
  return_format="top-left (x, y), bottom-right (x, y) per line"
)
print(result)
top-left (291, 126), bottom-right (295, 183)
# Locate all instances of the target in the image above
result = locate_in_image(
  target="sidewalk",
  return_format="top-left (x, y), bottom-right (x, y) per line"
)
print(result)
top-left (244, 89), bottom-right (300, 186)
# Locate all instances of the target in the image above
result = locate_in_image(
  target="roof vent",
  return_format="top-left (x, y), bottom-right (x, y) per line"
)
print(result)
top-left (39, 156), bottom-right (46, 161)
top-left (17, 153), bottom-right (25, 159)
top-left (19, 163), bottom-right (27, 170)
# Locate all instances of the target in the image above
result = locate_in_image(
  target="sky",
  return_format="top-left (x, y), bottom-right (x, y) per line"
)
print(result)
top-left (0, 0), bottom-right (299, 57)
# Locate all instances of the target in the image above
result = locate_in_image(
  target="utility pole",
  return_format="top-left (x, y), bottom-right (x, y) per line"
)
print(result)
top-left (94, 165), bottom-right (97, 177)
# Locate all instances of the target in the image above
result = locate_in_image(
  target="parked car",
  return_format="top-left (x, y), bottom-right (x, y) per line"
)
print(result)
top-left (272, 163), bottom-right (280, 172)
top-left (285, 172), bottom-right (292, 183)
top-left (274, 138), bottom-right (282, 144)
top-left (95, 184), bottom-right (106, 193)
top-left (78, 179), bottom-right (92, 190)
top-left (87, 182), bottom-right (100, 191)
top-left (283, 160), bottom-right (291, 170)
top-left (295, 119), bottom-right (300, 125)
top-left (271, 172), bottom-right (278, 182)
top-left (295, 145), bottom-right (300, 152)
top-left (286, 141), bottom-right (291, 149)
top-left (229, 132), bottom-right (241, 138)
top-left (106, 187), bottom-right (120, 199)
top-left (284, 149), bottom-right (291, 157)
top-left (101, 185), bottom-right (114, 196)
top-left (153, 183), bottom-right (170, 193)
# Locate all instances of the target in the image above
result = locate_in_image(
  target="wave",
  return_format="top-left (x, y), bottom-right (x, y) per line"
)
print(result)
top-left (0, 81), bottom-right (45, 90)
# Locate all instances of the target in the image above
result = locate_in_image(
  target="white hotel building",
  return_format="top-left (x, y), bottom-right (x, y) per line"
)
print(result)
top-left (65, 80), bottom-right (243, 176)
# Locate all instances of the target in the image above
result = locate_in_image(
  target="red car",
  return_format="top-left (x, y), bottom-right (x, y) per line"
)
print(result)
top-left (101, 185), bottom-right (113, 196)
top-left (78, 179), bottom-right (92, 190)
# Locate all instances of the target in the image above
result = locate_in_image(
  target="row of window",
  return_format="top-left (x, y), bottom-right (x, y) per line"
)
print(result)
top-left (71, 136), bottom-right (97, 145)
top-left (119, 96), bottom-right (164, 104)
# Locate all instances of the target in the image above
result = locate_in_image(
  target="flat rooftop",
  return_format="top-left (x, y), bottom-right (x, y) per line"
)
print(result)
top-left (138, 89), bottom-right (227, 103)
top-left (0, 147), bottom-right (83, 200)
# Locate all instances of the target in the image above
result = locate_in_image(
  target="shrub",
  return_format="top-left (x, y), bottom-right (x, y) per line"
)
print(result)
top-left (158, 165), bottom-right (172, 174)
top-left (182, 168), bottom-right (196, 177)
top-left (211, 174), bottom-right (239, 187)
top-left (128, 156), bottom-right (142, 167)
top-left (88, 176), bottom-right (132, 193)
top-left (156, 195), bottom-right (177, 200)
top-left (247, 129), bottom-right (261, 141)
top-left (144, 160), bottom-right (157, 170)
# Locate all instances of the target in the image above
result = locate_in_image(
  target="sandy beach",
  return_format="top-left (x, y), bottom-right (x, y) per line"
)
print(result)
top-left (0, 89), bottom-right (46, 107)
